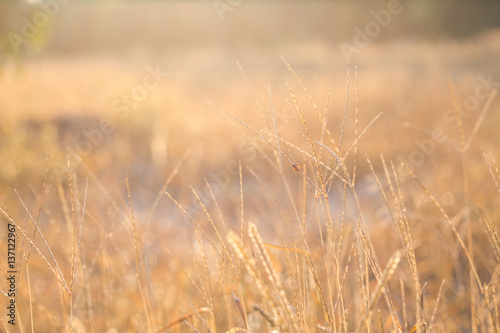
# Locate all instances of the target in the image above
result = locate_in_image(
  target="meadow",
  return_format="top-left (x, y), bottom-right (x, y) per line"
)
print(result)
top-left (1, 29), bottom-right (500, 332)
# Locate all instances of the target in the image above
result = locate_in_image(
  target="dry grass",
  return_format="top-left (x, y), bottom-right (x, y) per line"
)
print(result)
top-left (0, 37), bottom-right (500, 332)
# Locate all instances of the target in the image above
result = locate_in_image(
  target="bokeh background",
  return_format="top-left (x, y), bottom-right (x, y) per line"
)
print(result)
top-left (1, 1), bottom-right (499, 208)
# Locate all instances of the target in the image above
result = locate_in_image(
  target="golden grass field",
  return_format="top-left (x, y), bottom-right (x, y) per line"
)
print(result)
top-left (1, 25), bottom-right (500, 332)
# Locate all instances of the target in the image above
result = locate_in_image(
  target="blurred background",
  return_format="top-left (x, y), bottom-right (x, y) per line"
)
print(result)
top-left (1, 1), bottom-right (500, 54)
top-left (0, 0), bottom-right (499, 219)
top-left (0, 0), bottom-right (499, 216)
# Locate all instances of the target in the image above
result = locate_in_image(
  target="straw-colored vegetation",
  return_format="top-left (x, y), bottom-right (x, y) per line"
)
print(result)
top-left (0, 36), bottom-right (500, 332)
